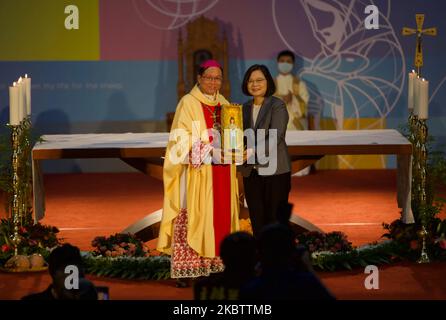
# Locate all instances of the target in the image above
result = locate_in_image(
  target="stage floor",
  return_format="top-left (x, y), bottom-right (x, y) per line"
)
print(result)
top-left (15, 169), bottom-right (415, 249)
top-left (1, 169), bottom-right (445, 300)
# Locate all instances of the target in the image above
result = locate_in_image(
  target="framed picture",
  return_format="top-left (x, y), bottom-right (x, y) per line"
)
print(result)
top-left (221, 103), bottom-right (243, 163)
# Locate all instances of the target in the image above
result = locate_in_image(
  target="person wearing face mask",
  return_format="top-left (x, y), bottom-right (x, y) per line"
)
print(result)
top-left (275, 50), bottom-right (310, 131)
top-left (275, 50), bottom-right (311, 176)
top-left (158, 60), bottom-right (240, 287)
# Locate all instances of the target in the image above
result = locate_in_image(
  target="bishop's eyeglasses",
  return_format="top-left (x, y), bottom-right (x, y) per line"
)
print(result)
top-left (201, 76), bottom-right (223, 83)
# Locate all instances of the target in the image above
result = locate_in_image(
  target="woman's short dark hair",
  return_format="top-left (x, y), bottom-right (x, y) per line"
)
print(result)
top-left (241, 64), bottom-right (276, 97)
top-left (277, 50), bottom-right (295, 63)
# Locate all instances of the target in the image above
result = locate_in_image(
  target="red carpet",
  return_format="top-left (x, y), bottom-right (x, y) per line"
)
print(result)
top-left (1, 169), bottom-right (445, 299)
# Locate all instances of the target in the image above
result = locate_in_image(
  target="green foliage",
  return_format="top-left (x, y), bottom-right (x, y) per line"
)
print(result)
top-left (296, 230), bottom-right (419, 272)
top-left (0, 123), bottom-right (43, 215)
top-left (0, 131), bottom-right (13, 212)
top-left (382, 219), bottom-right (418, 242)
top-left (82, 254), bottom-right (171, 280)
top-left (427, 150), bottom-right (446, 207)
top-left (311, 241), bottom-right (409, 271)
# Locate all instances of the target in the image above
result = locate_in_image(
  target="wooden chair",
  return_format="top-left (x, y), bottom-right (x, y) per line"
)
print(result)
top-left (166, 16), bottom-right (230, 131)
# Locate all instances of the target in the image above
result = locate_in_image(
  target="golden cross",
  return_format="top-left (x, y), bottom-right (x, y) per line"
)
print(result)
top-left (402, 14), bottom-right (437, 75)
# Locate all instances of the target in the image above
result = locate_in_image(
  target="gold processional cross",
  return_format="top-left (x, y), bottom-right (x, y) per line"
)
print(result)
top-left (402, 14), bottom-right (437, 76)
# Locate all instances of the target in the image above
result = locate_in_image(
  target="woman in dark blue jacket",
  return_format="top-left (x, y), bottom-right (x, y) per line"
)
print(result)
top-left (238, 64), bottom-right (292, 238)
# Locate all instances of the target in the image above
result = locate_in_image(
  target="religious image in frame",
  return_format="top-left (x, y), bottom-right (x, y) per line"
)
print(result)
top-left (221, 103), bottom-right (243, 163)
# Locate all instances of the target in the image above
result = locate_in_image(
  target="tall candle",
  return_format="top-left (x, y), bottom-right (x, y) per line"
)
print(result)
top-left (408, 70), bottom-right (416, 110)
top-left (24, 74), bottom-right (31, 115)
top-left (9, 82), bottom-right (19, 126)
top-left (418, 78), bottom-right (429, 120)
top-left (17, 77), bottom-right (24, 123)
top-left (413, 76), bottom-right (421, 116)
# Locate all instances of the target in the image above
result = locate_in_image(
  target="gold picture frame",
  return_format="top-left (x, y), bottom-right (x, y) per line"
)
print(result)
top-left (221, 103), bottom-right (243, 163)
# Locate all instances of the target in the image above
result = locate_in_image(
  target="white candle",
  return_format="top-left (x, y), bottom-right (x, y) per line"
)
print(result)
top-left (418, 78), bottom-right (429, 120)
top-left (413, 76), bottom-right (421, 116)
top-left (17, 77), bottom-right (25, 123)
top-left (408, 70), bottom-right (416, 110)
top-left (24, 74), bottom-right (31, 115)
top-left (9, 82), bottom-right (20, 126)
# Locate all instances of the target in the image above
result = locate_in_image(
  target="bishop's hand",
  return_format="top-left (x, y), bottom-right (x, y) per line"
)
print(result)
top-left (242, 148), bottom-right (255, 164)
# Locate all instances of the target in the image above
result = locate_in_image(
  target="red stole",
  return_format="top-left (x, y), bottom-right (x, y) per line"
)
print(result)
top-left (201, 103), bottom-right (231, 256)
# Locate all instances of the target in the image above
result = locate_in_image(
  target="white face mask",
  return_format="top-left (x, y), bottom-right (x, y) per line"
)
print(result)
top-left (278, 62), bottom-right (293, 74)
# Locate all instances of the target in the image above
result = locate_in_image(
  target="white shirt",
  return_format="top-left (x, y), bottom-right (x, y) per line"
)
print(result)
top-left (252, 104), bottom-right (262, 126)
top-left (203, 93), bottom-right (216, 102)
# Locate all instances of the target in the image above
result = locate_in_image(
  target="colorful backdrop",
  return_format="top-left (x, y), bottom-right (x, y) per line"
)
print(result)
top-left (1, 0), bottom-right (445, 172)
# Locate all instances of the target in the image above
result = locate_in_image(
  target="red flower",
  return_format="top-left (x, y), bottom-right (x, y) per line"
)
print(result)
top-left (1, 244), bottom-right (10, 252)
top-left (438, 239), bottom-right (446, 250)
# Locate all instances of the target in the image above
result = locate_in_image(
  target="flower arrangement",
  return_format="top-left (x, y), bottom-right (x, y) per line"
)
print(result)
top-left (296, 230), bottom-right (353, 254)
top-left (382, 217), bottom-right (446, 260)
top-left (382, 219), bottom-right (419, 244)
top-left (0, 218), bottom-right (60, 265)
top-left (91, 233), bottom-right (150, 258)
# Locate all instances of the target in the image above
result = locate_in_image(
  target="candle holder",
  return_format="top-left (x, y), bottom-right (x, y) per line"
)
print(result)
top-left (8, 124), bottom-right (22, 256)
top-left (402, 13), bottom-right (437, 264)
top-left (415, 118), bottom-right (423, 205)
top-left (17, 121), bottom-right (25, 226)
top-left (417, 119), bottom-right (430, 263)
top-left (419, 119), bottom-right (428, 205)
top-left (408, 111), bottom-right (418, 203)
top-left (417, 226), bottom-right (430, 264)
top-left (19, 116), bottom-right (33, 225)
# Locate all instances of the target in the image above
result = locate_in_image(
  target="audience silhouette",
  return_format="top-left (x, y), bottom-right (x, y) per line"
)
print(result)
top-left (240, 216), bottom-right (336, 300)
top-left (22, 244), bottom-right (98, 300)
top-left (194, 231), bottom-right (257, 300)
